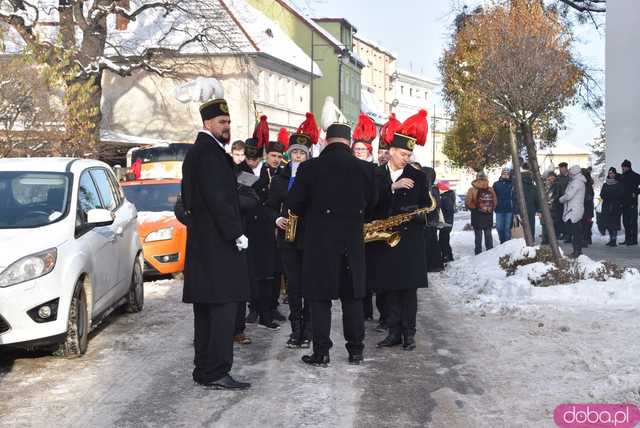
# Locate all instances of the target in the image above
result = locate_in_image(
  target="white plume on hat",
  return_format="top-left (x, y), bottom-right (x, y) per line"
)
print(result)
top-left (175, 77), bottom-right (224, 103)
top-left (320, 96), bottom-right (347, 131)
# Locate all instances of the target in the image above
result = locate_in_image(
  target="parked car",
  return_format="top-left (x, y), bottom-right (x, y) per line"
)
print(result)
top-left (120, 179), bottom-right (186, 276)
top-left (0, 158), bottom-right (143, 356)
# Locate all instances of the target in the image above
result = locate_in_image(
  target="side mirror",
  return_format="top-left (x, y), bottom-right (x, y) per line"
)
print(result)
top-left (87, 208), bottom-right (114, 227)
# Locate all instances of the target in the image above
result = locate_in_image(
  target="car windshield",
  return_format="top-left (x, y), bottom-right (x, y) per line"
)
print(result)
top-left (0, 172), bottom-right (71, 229)
top-left (122, 183), bottom-right (180, 212)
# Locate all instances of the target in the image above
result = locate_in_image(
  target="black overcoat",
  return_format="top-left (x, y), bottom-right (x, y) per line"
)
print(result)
top-left (366, 165), bottom-right (430, 293)
top-left (181, 132), bottom-right (250, 303)
top-left (600, 180), bottom-right (625, 231)
top-left (287, 143), bottom-right (377, 300)
top-left (240, 162), bottom-right (281, 280)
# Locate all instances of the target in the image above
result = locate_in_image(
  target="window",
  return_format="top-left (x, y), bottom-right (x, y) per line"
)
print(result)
top-left (77, 172), bottom-right (102, 221)
top-left (410, 88), bottom-right (413, 96)
top-left (106, 169), bottom-right (124, 206)
top-left (400, 85), bottom-right (404, 94)
top-left (425, 92), bottom-right (428, 100)
top-left (90, 169), bottom-right (117, 211)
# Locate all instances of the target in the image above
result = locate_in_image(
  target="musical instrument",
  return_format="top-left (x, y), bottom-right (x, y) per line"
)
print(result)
top-left (284, 209), bottom-right (299, 242)
top-left (363, 192), bottom-right (437, 247)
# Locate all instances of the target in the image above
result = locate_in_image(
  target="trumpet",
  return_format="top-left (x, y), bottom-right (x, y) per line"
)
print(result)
top-left (363, 192), bottom-right (437, 247)
top-left (284, 209), bottom-right (299, 242)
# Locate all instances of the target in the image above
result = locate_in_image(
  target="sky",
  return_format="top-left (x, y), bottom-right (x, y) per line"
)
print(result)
top-left (293, 0), bottom-right (605, 152)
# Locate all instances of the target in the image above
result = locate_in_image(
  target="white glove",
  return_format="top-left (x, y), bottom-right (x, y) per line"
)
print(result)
top-left (235, 234), bottom-right (249, 251)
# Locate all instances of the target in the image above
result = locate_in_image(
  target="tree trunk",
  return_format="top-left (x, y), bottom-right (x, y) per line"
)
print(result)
top-left (509, 122), bottom-right (534, 245)
top-left (521, 123), bottom-right (563, 263)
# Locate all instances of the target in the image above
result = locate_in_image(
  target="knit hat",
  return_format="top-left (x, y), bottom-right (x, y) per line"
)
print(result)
top-left (622, 159), bottom-right (632, 168)
top-left (287, 133), bottom-right (312, 158)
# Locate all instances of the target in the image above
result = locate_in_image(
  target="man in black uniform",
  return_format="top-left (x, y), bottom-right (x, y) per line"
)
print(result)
top-left (240, 135), bottom-right (284, 330)
top-left (288, 123), bottom-right (377, 366)
top-left (368, 111), bottom-right (431, 351)
top-left (267, 132), bottom-right (314, 348)
top-left (620, 159), bottom-right (640, 245)
top-left (181, 98), bottom-right (251, 389)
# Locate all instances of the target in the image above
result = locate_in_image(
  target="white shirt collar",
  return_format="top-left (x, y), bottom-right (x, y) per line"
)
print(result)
top-left (388, 164), bottom-right (404, 182)
top-left (252, 160), bottom-right (263, 177)
top-left (199, 129), bottom-right (225, 150)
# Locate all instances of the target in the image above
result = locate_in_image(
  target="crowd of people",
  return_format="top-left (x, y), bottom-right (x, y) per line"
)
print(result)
top-left (464, 159), bottom-right (640, 257)
top-left (177, 98), bottom-right (459, 390)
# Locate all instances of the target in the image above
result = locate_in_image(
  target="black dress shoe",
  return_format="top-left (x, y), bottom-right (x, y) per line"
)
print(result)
top-left (197, 375), bottom-right (251, 390)
top-left (374, 322), bottom-right (387, 333)
top-left (606, 241), bottom-right (617, 247)
top-left (246, 310), bottom-right (258, 324)
top-left (301, 353), bottom-right (329, 367)
top-left (258, 321), bottom-right (280, 331)
top-left (348, 354), bottom-right (363, 365)
top-left (626, 242), bottom-right (638, 246)
top-left (403, 335), bottom-right (416, 351)
top-left (376, 334), bottom-right (402, 348)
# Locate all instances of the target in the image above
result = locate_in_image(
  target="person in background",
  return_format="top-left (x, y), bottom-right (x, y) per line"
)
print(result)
top-left (231, 140), bottom-right (246, 165)
top-left (492, 168), bottom-right (514, 244)
top-left (541, 171), bottom-right (563, 245)
top-left (559, 165), bottom-right (586, 258)
top-left (620, 159), bottom-right (640, 245)
top-left (437, 180), bottom-right (455, 263)
top-left (513, 163), bottom-right (541, 242)
top-left (422, 166), bottom-right (444, 272)
top-left (600, 167), bottom-right (625, 247)
top-left (581, 168), bottom-right (595, 247)
top-left (556, 162), bottom-right (570, 241)
top-left (466, 171), bottom-right (497, 255)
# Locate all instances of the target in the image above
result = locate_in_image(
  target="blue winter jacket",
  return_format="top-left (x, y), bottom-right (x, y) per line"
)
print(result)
top-left (493, 178), bottom-right (514, 214)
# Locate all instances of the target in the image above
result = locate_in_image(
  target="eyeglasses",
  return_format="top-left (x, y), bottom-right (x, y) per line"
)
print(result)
top-left (353, 148), bottom-right (369, 153)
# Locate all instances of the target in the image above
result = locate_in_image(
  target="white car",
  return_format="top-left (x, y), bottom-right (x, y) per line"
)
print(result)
top-left (0, 158), bottom-right (143, 356)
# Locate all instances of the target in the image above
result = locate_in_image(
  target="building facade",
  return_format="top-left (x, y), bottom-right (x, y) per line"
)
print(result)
top-left (245, 0), bottom-right (364, 125)
top-left (353, 35), bottom-right (396, 124)
top-left (606, 0), bottom-right (639, 169)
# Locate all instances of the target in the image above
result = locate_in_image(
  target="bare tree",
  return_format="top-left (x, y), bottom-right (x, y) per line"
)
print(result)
top-left (557, 0), bottom-right (605, 13)
top-left (0, 0), bottom-right (240, 156)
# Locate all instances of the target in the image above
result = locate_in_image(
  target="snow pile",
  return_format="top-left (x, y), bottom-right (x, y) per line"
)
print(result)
top-left (137, 211), bottom-right (175, 224)
top-left (436, 237), bottom-right (640, 313)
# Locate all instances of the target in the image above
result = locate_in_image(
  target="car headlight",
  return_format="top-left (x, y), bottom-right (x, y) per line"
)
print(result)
top-left (145, 227), bottom-right (174, 243)
top-left (0, 248), bottom-right (57, 288)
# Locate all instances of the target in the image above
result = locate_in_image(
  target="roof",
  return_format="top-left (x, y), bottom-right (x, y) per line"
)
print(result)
top-left (538, 143), bottom-right (591, 156)
top-left (1, 0), bottom-right (321, 76)
top-left (100, 130), bottom-right (175, 146)
top-left (0, 157), bottom-right (107, 173)
top-left (397, 69), bottom-right (440, 88)
top-left (312, 17), bottom-right (358, 33)
top-left (353, 34), bottom-right (397, 60)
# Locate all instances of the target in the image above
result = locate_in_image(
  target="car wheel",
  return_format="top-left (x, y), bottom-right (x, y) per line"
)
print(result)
top-left (125, 258), bottom-right (144, 313)
top-left (55, 280), bottom-right (89, 358)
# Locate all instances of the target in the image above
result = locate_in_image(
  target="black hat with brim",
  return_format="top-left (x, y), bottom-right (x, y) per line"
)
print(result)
top-left (244, 138), bottom-right (263, 159)
top-left (326, 123), bottom-right (351, 141)
top-left (288, 133), bottom-right (313, 149)
top-left (267, 141), bottom-right (286, 154)
top-left (200, 99), bottom-right (230, 121)
top-left (391, 133), bottom-right (417, 152)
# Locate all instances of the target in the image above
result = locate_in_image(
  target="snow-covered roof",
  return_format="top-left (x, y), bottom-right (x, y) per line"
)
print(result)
top-left (1, 0), bottom-right (321, 77)
top-left (100, 129), bottom-right (174, 146)
top-left (397, 69), bottom-right (440, 87)
top-left (353, 34), bottom-right (397, 59)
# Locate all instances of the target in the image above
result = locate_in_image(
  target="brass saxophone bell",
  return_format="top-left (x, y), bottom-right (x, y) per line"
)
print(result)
top-left (387, 232), bottom-right (401, 247)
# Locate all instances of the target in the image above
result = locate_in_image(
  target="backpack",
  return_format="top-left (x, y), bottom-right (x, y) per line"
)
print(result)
top-left (476, 187), bottom-right (494, 214)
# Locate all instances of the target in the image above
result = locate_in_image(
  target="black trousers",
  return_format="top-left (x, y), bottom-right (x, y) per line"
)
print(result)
top-left (439, 227), bottom-right (453, 261)
top-left (234, 301), bottom-right (246, 335)
top-left (272, 276), bottom-right (281, 310)
top-left (309, 298), bottom-right (364, 357)
top-left (363, 293), bottom-right (373, 319)
top-left (375, 292), bottom-right (387, 323)
top-left (281, 247), bottom-right (311, 338)
top-left (385, 289), bottom-right (418, 338)
top-left (474, 227), bottom-right (493, 254)
top-left (425, 227), bottom-right (444, 271)
top-left (257, 278), bottom-right (275, 324)
top-left (623, 205), bottom-right (638, 244)
top-left (192, 302), bottom-right (237, 383)
top-left (570, 220), bottom-right (584, 255)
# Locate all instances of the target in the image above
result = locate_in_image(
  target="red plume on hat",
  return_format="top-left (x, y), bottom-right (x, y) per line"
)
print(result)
top-left (353, 113), bottom-right (377, 143)
top-left (297, 112), bottom-right (320, 145)
top-left (253, 115), bottom-right (269, 149)
top-left (380, 113), bottom-right (402, 145)
top-left (277, 127), bottom-right (289, 151)
top-left (398, 109), bottom-right (428, 146)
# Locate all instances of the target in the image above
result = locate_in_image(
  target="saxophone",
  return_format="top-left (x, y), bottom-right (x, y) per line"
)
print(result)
top-left (363, 192), bottom-right (437, 247)
top-left (284, 209), bottom-right (299, 242)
